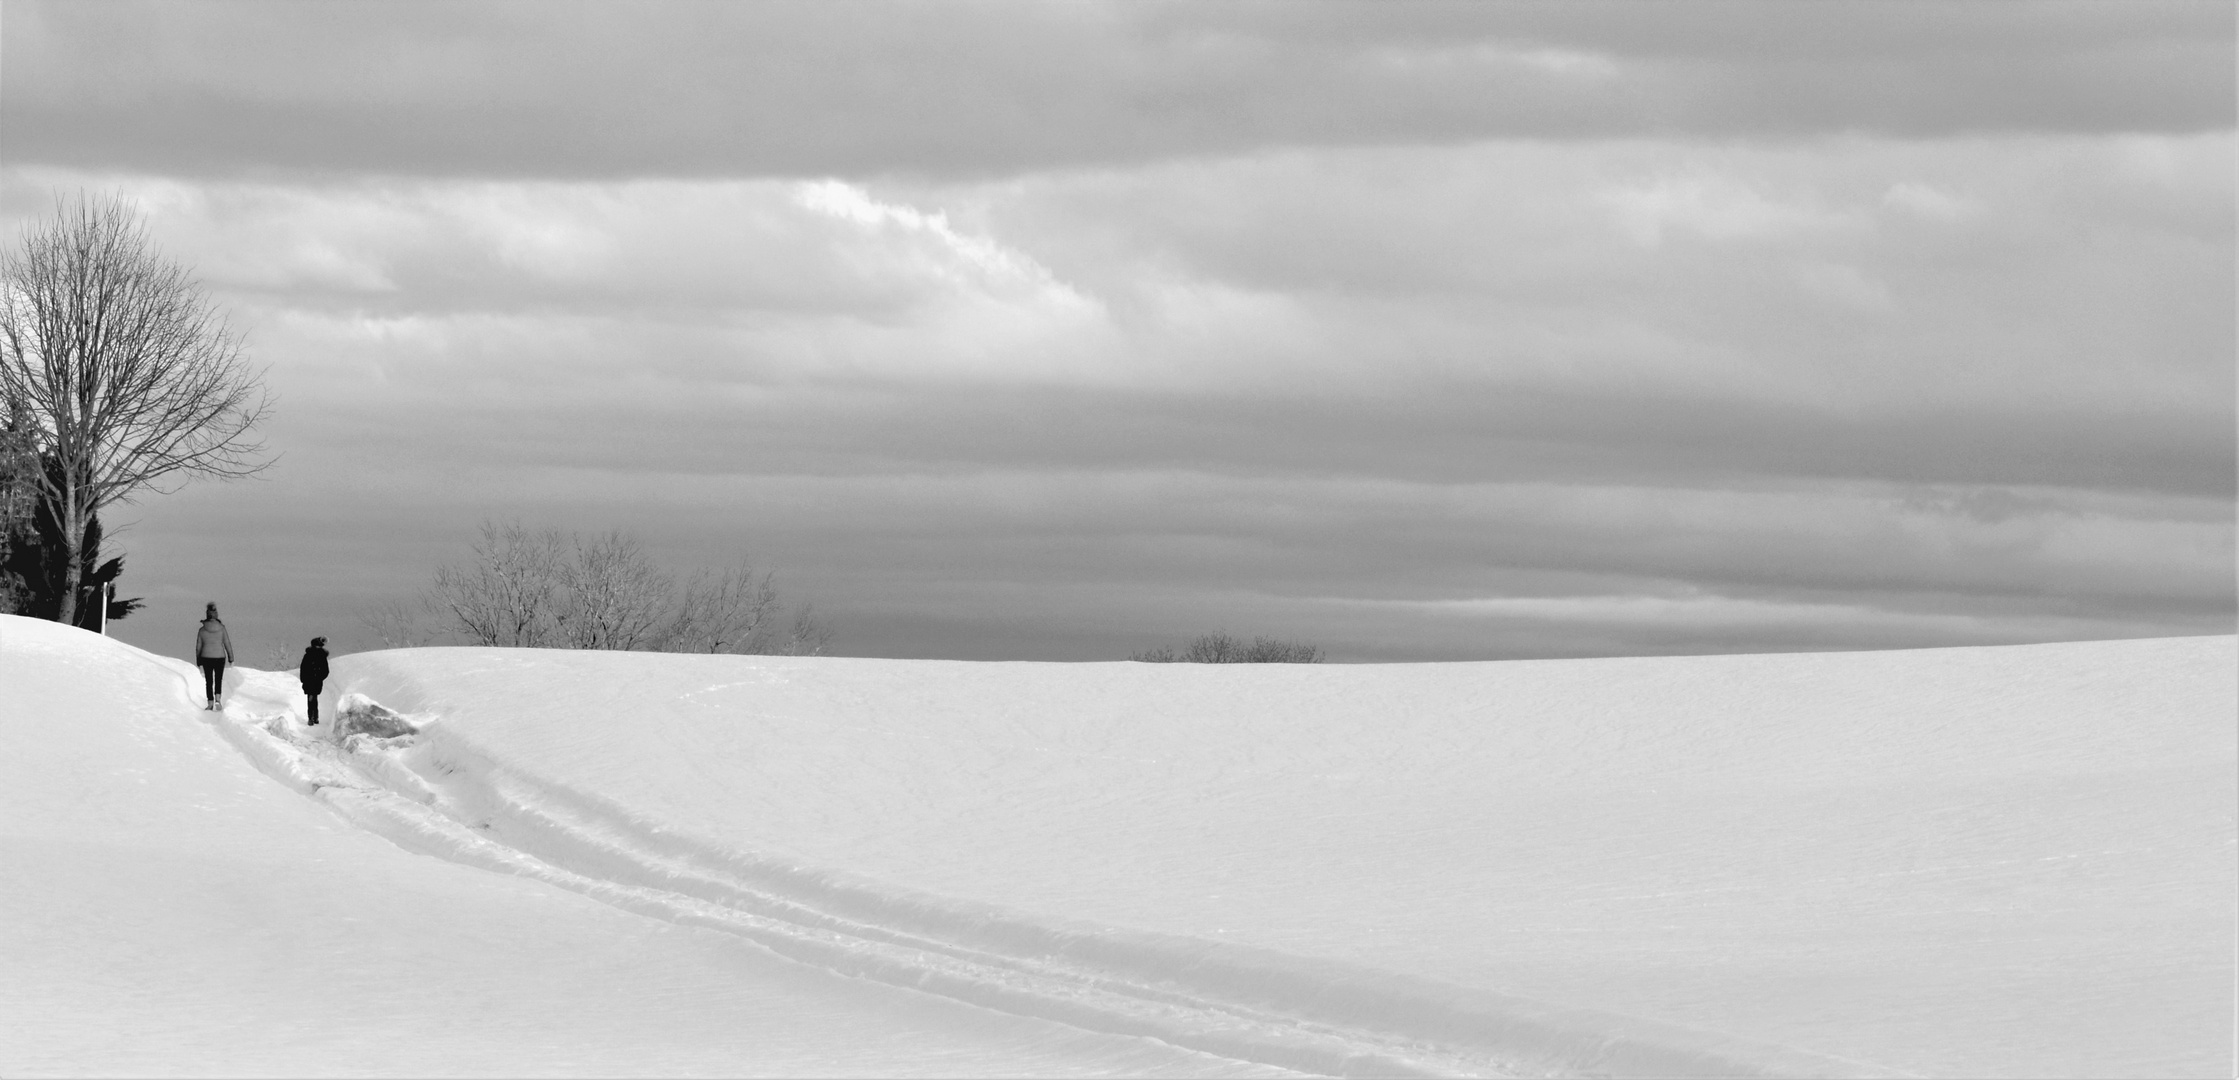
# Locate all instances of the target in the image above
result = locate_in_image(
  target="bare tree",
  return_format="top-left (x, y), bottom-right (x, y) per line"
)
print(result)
top-left (358, 598), bottom-right (439, 649)
top-left (1132, 630), bottom-right (1321, 663)
top-left (666, 564), bottom-right (784, 653)
top-left (660, 564), bottom-right (831, 655)
top-left (414, 520), bottom-right (832, 655)
top-left (782, 602), bottom-right (833, 656)
top-left (0, 193), bottom-right (272, 625)
top-left (556, 530), bottom-right (672, 650)
top-left (427, 520), bottom-right (566, 647)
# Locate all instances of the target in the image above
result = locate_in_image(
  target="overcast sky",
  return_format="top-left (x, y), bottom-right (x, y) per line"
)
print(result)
top-left (4, 0), bottom-right (2232, 663)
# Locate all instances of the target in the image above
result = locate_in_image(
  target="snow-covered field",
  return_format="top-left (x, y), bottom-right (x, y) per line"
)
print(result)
top-left (3, 614), bottom-right (2231, 1078)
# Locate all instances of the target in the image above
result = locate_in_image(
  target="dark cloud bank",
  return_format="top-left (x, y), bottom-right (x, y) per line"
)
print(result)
top-left (7, 1), bottom-right (2232, 180)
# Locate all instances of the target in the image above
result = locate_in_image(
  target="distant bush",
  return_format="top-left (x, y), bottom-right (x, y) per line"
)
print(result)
top-left (365, 519), bottom-right (830, 655)
top-left (1131, 631), bottom-right (1322, 664)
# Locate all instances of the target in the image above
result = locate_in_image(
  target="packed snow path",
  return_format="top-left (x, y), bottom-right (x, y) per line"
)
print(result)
top-left (6, 616), bottom-right (2231, 1077)
top-left (5, 616), bottom-right (1287, 1078)
top-left (206, 676), bottom-right (1875, 1078)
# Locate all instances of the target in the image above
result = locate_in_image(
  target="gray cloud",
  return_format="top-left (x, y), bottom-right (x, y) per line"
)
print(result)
top-left (5, 1), bottom-right (2229, 181)
top-left (298, 379), bottom-right (2229, 502)
top-left (9, 6), bottom-right (2227, 663)
top-left (104, 432), bottom-right (2231, 665)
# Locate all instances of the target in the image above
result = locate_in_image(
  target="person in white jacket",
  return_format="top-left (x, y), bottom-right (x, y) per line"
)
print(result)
top-left (194, 603), bottom-right (234, 710)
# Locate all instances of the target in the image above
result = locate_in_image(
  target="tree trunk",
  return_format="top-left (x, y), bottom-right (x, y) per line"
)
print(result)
top-left (53, 486), bottom-right (82, 627)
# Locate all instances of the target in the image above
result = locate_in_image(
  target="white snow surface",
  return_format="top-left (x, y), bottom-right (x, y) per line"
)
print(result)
top-left (3, 614), bottom-right (2231, 1078)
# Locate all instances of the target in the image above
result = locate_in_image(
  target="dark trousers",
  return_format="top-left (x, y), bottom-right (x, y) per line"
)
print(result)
top-left (304, 687), bottom-right (322, 723)
top-left (199, 657), bottom-right (226, 703)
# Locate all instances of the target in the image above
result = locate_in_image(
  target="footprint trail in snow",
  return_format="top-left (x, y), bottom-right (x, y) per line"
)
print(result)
top-left (203, 668), bottom-right (1893, 1080)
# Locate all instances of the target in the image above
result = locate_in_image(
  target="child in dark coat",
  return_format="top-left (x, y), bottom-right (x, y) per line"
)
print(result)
top-left (300, 637), bottom-right (330, 726)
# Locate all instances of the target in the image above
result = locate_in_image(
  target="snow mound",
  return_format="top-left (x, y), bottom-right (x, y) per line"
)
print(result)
top-left (310, 636), bottom-right (2230, 1078)
top-left (7, 614), bottom-right (2231, 1078)
top-left (7, 614), bottom-right (1291, 1078)
top-left (209, 683), bottom-right (1901, 1078)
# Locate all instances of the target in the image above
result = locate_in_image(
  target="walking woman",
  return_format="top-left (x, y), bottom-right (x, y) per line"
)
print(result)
top-left (300, 636), bottom-right (330, 726)
top-left (194, 603), bottom-right (234, 710)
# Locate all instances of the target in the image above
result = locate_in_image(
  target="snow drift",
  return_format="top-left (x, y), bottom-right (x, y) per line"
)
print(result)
top-left (4, 613), bottom-right (2232, 1077)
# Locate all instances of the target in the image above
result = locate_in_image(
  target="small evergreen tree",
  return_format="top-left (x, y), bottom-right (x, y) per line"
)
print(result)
top-left (0, 455), bottom-right (143, 627)
top-left (0, 416), bottom-right (35, 613)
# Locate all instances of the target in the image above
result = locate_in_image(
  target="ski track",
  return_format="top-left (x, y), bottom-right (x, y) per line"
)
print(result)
top-left (201, 666), bottom-right (1909, 1080)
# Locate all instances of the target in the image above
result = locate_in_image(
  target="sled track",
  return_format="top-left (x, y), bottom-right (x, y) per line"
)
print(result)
top-left (204, 690), bottom-right (1909, 1080)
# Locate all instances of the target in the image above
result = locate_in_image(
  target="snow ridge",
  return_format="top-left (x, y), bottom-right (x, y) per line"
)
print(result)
top-left (207, 674), bottom-right (1909, 1080)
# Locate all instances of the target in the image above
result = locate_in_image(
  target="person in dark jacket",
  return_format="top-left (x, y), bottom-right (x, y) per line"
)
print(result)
top-left (300, 636), bottom-right (331, 726)
top-left (194, 603), bottom-right (234, 710)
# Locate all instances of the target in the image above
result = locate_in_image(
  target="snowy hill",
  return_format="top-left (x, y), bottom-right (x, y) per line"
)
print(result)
top-left (3, 614), bottom-right (2231, 1078)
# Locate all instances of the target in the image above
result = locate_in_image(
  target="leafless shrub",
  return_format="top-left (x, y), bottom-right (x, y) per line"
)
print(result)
top-left (1240, 637), bottom-right (1321, 664)
top-left (782, 602), bottom-right (833, 656)
top-left (358, 598), bottom-right (439, 648)
top-left (1131, 630), bottom-right (1322, 664)
top-left (261, 642), bottom-right (298, 672)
